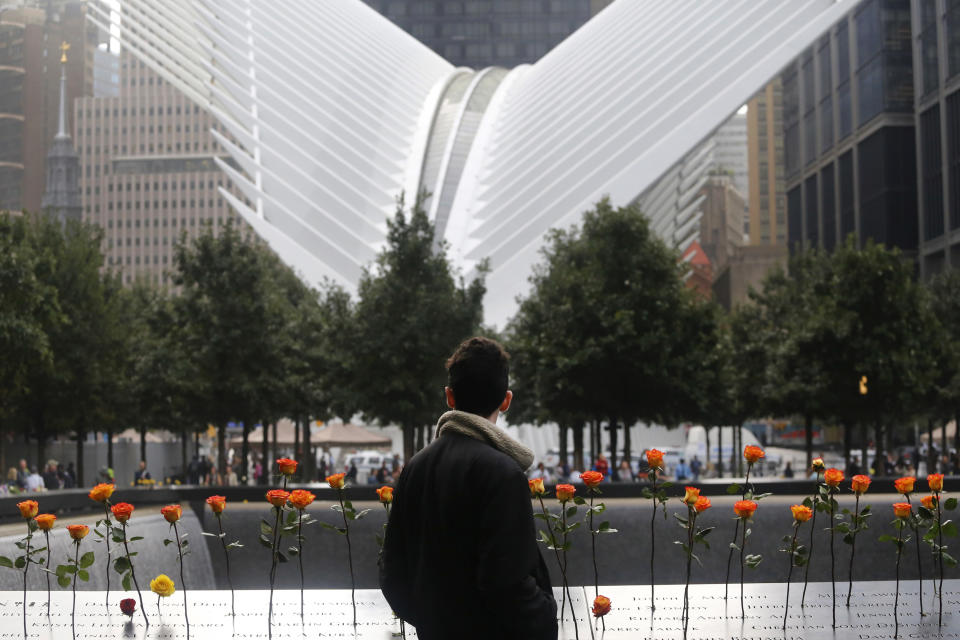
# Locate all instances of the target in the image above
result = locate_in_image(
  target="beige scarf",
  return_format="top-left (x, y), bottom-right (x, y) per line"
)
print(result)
top-left (435, 410), bottom-right (534, 471)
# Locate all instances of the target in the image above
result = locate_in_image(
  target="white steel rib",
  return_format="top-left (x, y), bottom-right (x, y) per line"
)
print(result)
top-left (87, 0), bottom-right (859, 324)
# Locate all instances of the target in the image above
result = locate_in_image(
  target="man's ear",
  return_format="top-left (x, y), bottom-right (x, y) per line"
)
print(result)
top-left (500, 390), bottom-right (513, 413)
top-left (445, 386), bottom-right (456, 409)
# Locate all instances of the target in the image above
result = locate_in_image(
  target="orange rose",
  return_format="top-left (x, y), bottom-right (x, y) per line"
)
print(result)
top-left (928, 474), bottom-right (944, 493)
top-left (894, 476), bottom-right (916, 495)
top-left (17, 500), bottom-right (38, 519)
top-left (790, 504), bottom-right (813, 523)
top-left (592, 595), bottom-right (611, 618)
top-left (326, 473), bottom-right (346, 490)
top-left (893, 502), bottom-right (912, 519)
top-left (111, 502), bottom-right (135, 523)
top-left (266, 489), bottom-right (290, 507)
top-left (693, 496), bottom-right (711, 513)
top-left (580, 471), bottom-right (603, 488)
top-left (743, 445), bottom-right (765, 465)
top-left (88, 483), bottom-right (115, 503)
top-left (646, 449), bottom-right (664, 469)
top-left (206, 495), bottom-right (226, 514)
top-left (528, 478), bottom-right (545, 497)
top-left (288, 489), bottom-right (316, 510)
top-left (683, 486), bottom-right (700, 506)
top-left (376, 486), bottom-right (394, 504)
top-left (160, 504), bottom-right (182, 523)
top-left (922, 495), bottom-right (938, 510)
top-left (734, 499), bottom-right (758, 519)
top-left (34, 514), bottom-right (56, 531)
top-left (811, 458), bottom-right (825, 472)
top-left (67, 524), bottom-right (89, 540)
top-left (555, 484), bottom-right (576, 503)
top-left (851, 474), bottom-right (871, 495)
top-left (276, 458), bottom-right (298, 476)
top-left (824, 468), bottom-right (844, 488)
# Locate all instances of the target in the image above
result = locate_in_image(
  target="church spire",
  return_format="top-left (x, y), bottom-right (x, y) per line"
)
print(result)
top-left (41, 40), bottom-right (82, 223)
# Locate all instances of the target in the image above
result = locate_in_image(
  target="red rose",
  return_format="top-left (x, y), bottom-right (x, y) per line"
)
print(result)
top-left (824, 468), bottom-right (844, 488)
top-left (160, 504), bottom-right (182, 523)
top-left (734, 500), bottom-right (758, 519)
top-left (111, 502), bottom-right (135, 523)
top-left (288, 489), bottom-right (316, 510)
top-left (555, 484), bottom-right (576, 503)
top-left (120, 598), bottom-right (136, 616)
top-left (580, 471), bottom-right (603, 488)
top-left (894, 477), bottom-right (916, 495)
top-left (206, 495), bottom-right (226, 514)
top-left (850, 474), bottom-right (871, 495)
top-left (592, 595), bottom-right (611, 617)
top-left (266, 489), bottom-right (290, 507)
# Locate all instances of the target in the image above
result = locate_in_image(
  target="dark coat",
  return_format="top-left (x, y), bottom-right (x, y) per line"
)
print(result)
top-left (380, 431), bottom-right (557, 640)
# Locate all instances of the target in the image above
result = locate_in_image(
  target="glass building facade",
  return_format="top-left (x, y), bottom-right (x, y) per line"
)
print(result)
top-left (361, 0), bottom-right (596, 68)
top-left (783, 0), bottom-right (918, 256)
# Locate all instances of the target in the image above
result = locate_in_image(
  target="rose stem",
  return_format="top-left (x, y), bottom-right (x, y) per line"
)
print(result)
top-left (337, 489), bottom-right (356, 627)
top-left (538, 496), bottom-right (569, 620)
top-left (829, 486), bottom-right (837, 628)
top-left (44, 529), bottom-right (51, 615)
top-left (906, 493), bottom-right (923, 616)
top-left (650, 472), bottom-right (657, 610)
top-left (895, 522), bottom-right (903, 632)
top-left (937, 492), bottom-right (943, 627)
top-left (725, 463), bottom-right (751, 600)
top-left (588, 490), bottom-right (603, 632)
top-left (684, 506), bottom-right (694, 628)
top-left (120, 521), bottom-right (148, 626)
top-left (801, 471), bottom-right (821, 606)
top-left (559, 501), bottom-right (579, 640)
top-left (173, 520), bottom-right (189, 636)
top-left (297, 508), bottom-right (305, 620)
top-left (846, 493), bottom-right (860, 607)
top-left (268, 502), bottom-right (282, 638)
top-left (72, 541), bottom-right (79, 633)
top-left (740, 516), bottom-right (747, 618)
top-left (24, 520), bottom-right (30, 639)
top-left (216, 514), bottom-right (234, 617)
top-left (103, 503), bottom-right (111, 612)
top-left (784, 524), bottom-right (799, 629)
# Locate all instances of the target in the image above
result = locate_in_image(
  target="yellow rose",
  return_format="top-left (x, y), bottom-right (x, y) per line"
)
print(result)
top-left (150, 574), bottom-right (176, 597)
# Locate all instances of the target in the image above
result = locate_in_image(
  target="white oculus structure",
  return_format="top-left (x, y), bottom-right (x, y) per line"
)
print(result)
top-left (87, 0), bottom-right (858, 325)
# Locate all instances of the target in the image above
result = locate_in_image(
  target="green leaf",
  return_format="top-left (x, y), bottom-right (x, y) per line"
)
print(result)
top-left (258, 534), bottom-right (272, 549)
top-left (57, 575), bottom-right (71, 588)
top-left (945, 497), bottom-right (958, 511)
top-left (943, 521), bottom-right (958, 537)
top-left (122, 573), bottom-right (132, 591)
top-left (573, 496), bottom-right (586, 506)
top-left (14, 557), bottom-right (25, 569)
top-left (260, 520), bottom-right (273, 538)
top-left (842, 533), bottom-right (855, 545)
top-left (163, 539), bottom-right (173, 546)
top-left (112, 556), bottom-right (130, 574)
top-left (565, 506), bottom-right (577, 518)
top-left (0, 556), bottom-right (12, 569)
top-left (877, 534), bottom-right (895, 543)
top-left (77, 569), bottom-right (89, 582)
top-left (659, 482), bottom-right (673, 490)
top-left (726, 483), bottom-right (741, 495)
top-left (79, 552), bottom-right (95, 568)
top-left (802, 496), bottom-right (813, 508)
top-left (277, 552), bottom-right (288, 563)
top-left (129, 536), bottom-right (144, 542)
top-left (226, 541), bottom-right (244, 550)
top-left (641, 487), bottom-right (653, 499)
top-left (943, 552), bottom-right (958, 568)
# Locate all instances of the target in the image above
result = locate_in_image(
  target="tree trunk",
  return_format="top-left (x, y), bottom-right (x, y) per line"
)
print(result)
top-left (875, 422), bottom-right (884, 475)
top-left (928, 419), bottom-right (936, 474)
top-left (180, 427), bottom-right (188, 481)
top-left (942, 419), bottom-right (949, 474)
top-left (608, 418), bottom-right (618, 472)
top-left (262, 421), bottom-right (270, 484)
top-left (572, 423), bottom-right (584, 472)
top-left (704, 425), bottom-right (711, 476)
top-left (139, 424), bottom-right (147, 466)
top-left (241, 420), bottom-right (250, 485)
top-left (589, 420), bottom-right (597, 466)
top-left (403, 424), bottom-right (415, 464)
top-left (37, 434), bottom-right (46, 476)
top-left (804, 415), bottom-right (813, 471)
top-left (195, 430), bottom-right (200, 457)
top-left (0, 429), bottom-right (5, 483)
top-left (717, 425), bottom-right (723, 477)
top-left (414, 424), bottom-right (423, 453)
top-left (106, 428), bottom-right (114, 471)
top-left (622, 420), bottom-right (632, 468)
top-left (730, 425), bottom-right (739, 477)
top-left (271, 421), bottom-right (278, 463)
top-left (217, 423), bottom-right (227, 478)
top-left (955, 412), bottom-right (960, 458)
top-left (302, 417), bottom-right (312, 482)
top-left (842, 423), bottom-right (851, 473)
top-left (426, 423), bottom-right (434, 445)
top-left (294, 417), bottom-right (301, 467)
top-left (860, 422), bottom-right (868, 476)
top-left (76, 429), bottom-right (85, 487)
top-left (558, 423), bottom-right (568, 469)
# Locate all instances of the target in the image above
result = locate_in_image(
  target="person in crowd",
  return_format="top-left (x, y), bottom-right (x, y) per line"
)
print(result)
top-left (25, 466), bottom-right (44, 492)
top-left (42, 460), bottom-right (60, 490)
top-left (560, 457), bottom-right (571, 482)
top-left (616, 459), bottom-right (633, 482)
top-left (376, 462), bottom-right (390, 485)
top-left (594, 453), bottom-right (609, 477)
top-left (391, 454), bottom-right (401, 474)
top-left (317, 457), bottom-right (328, 481)
top-left (783, 461), bottom-right (795, 478)
top-left (134, 460), bottom-right (152, 484)
top-left (63, 463), bottom-right (76, 488)
top-left (224, 464), bottom-right (238, 486)
top-left (690, 455), bottom-right (702, 482)
top-left (381, 337), bottom-right (556, 639)
top-left (674, 458), bottom-right (691, 481)
top-left (16, 459), bottom-right (28, 490)
top-left (346, 460), bottom-right (358, 484)
top-left (529, 461), bottom-right (552, 484)
top-left (366, 468), bottom-right (378, 485)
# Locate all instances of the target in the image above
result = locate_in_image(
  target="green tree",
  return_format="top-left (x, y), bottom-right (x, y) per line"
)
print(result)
top-left (349, 195), bottom-right (485, 462)
top-left (927, 270), bottom-right (960, 459)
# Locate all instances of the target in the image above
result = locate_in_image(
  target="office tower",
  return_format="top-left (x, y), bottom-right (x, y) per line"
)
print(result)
top-left (747, 79), bottom-right (786, 246)
top-left (76, 54), bottom-right (235, 285)
top-left (782, 0), bottom-right (916, 256)
top-left (0, 1), bottom-right (97, 212)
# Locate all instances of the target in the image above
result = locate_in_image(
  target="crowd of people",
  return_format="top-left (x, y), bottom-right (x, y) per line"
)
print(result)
top-left (2, 458), bottom-right (78, 494)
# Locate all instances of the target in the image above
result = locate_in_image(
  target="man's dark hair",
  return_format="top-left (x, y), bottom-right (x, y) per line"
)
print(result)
top-left (446, 337), bottom-right (510, 417)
